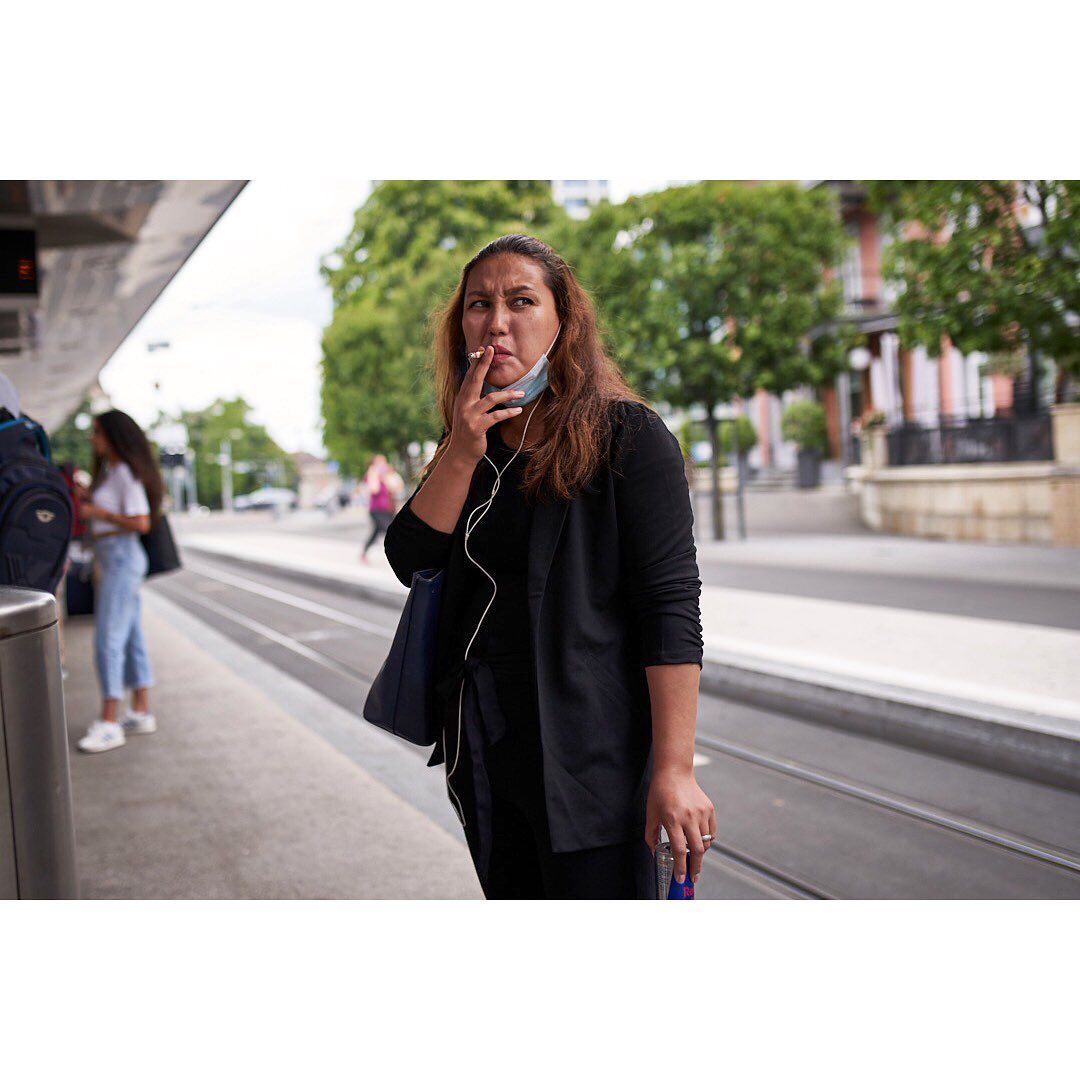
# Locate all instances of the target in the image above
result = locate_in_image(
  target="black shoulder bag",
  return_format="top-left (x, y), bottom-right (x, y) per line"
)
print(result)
top-left (362, 568), bottom-right (444, 746)
top-left (141, 513), bottom-right (182, 577)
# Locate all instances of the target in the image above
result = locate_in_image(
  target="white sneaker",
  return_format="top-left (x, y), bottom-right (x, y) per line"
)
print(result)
top-left (78, 720), bottom-right (127, 754)
top-left (122, 709), bottom-right (157, 736)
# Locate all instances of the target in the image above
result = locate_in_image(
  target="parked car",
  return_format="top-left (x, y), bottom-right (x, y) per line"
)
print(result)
top-left (234, 487), bottom-right (297, 512)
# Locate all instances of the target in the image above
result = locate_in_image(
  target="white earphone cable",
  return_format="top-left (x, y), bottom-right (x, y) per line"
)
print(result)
top-left (443, 402), bottom-right (540, 828)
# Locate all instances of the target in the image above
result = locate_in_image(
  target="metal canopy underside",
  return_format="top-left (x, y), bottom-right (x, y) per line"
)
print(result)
top-left (0, 180), bottom-right (246, 430)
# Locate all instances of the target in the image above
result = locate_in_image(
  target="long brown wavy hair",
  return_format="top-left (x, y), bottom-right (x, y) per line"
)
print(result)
top-left (425, 234), bottom-right (643, 502)
top-left (91, 409), bottom-right (165, 521)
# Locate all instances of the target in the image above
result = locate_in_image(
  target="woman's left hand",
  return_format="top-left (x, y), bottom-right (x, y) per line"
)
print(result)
top-left (645, 767), bottom-right (716, 886)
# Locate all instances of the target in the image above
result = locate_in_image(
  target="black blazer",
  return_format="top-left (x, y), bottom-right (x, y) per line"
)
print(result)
top-left (383, 401), bottom-right (703, 852)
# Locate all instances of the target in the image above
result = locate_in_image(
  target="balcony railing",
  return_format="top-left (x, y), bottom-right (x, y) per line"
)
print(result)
top-left (885, 414), bottom-right (1054, 467)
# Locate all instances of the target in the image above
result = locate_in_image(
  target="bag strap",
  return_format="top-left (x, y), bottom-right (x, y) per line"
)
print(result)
top-left (0, 416), bottom-right (51, 461)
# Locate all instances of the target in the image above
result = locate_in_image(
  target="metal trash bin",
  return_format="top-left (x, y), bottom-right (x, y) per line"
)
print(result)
top-left (0, 587), bottom-right (78, 898)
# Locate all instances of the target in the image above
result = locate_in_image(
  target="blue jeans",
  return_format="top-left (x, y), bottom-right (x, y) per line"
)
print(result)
top-left (94, 534), bottom-right (153, 701)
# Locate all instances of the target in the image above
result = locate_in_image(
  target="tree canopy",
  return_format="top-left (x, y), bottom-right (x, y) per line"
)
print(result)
top-left (319, 181), bottom-right (566, 474)
top-left (866, 181), bottom-right (1079, 383)
top-left (560, 181), bottom-right (850, 413)
top-left (557, 181), bottom-right (849, 538)
top-left (177, 397), bottom-right (295, 510)
top-left (46, 397), bottom-right (95, 472)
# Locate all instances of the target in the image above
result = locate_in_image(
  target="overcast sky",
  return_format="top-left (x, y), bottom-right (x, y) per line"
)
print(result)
top-left (99, 179), bottom-right (685, 455)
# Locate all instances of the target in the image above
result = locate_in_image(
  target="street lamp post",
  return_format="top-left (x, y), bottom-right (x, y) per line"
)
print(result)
top-left (837, 370), bottom-right (852, 468)
top-left (712, 403), bottom-right (747, 542)
top-left (729, 417), bottom-right (747, 541)
top-left (218, 440), bottom-right (234, 512)
top-left (170, 464), bottom-right (184, 513)
top-left (184, 448), bottom-right (198, 510)
top-left (705, 404), bottom-right (724, 541)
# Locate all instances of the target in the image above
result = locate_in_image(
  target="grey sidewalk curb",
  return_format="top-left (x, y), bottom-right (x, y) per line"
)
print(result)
top-left (699, 652), bottom-right (1080, 794)
top-left (181, 541), bottom-right (1080, 794)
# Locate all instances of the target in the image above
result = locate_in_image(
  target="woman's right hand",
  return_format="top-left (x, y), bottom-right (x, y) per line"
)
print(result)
top-left (446, 346), bottom-right (525, 467)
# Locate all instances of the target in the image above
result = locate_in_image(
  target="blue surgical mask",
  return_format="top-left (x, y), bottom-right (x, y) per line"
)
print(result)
top-left (483, 325), bottom-right (560, 406)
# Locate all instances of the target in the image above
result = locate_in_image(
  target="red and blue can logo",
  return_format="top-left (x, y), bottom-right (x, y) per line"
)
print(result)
top-left (667, 876), bottom-right (695, 900)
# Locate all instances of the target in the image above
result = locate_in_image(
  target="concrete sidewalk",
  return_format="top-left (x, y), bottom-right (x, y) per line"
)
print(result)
top-left (695, 531), bottom-right (1080, 590)
top-left (63, 600), bottom-right (481, 899)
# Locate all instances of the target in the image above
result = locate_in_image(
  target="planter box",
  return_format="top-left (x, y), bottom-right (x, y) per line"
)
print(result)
top-left (796, 449), bottom-right (821, 489)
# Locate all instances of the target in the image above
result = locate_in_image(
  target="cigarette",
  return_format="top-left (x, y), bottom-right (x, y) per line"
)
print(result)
top-left (467, 350), bottom-right (484, 361)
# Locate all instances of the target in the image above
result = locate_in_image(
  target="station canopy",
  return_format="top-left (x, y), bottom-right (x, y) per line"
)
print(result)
top-left (0, 180), bottom-right (246, 430)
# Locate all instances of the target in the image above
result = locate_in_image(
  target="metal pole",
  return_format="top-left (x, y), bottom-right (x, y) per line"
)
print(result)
top-left (706, 411), bottom-right (724, 541)
top-left (170, 465), bottom-right (184, 513)
top-left (220, 439), bottom-right (234, 512)
top-left (185, 448), bottom-right (198, 511)
top-left (730, 419), bottom-right (747, 540)
top-left (837, 370), bottom-right (852, 468)
top-left (736, 455), bottom-right (747, 540)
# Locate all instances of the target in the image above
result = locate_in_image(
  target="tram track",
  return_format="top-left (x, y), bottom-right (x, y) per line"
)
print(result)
top-left (693, 733), bottom-right (1080, 877)
top-left (154, 555), bottom-right (1080, 899)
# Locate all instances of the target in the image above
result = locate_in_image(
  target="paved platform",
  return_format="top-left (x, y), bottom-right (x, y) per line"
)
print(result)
top-left (695, 531), bottom-right (1080, 589)
top-left (62, 600), bottom-right (482, 899)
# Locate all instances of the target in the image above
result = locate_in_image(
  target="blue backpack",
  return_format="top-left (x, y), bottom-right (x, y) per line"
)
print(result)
top-left (0, 414), bottom-right (73, 594)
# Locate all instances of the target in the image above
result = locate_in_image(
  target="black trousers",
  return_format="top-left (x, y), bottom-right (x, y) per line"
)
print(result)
top-left (466, 660), bottom-right (653, 900)
top-left (364, 509), bottom-right (394, 554)
top-left (483, 792), bottom-right (653, 900)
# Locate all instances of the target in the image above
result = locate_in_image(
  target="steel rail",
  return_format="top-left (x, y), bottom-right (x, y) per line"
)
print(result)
top-left (695, 732), bottom-right (1080, 876)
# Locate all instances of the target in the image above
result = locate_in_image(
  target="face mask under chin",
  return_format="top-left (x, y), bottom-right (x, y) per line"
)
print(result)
top-left (481, 326), bottom-right (560, 407)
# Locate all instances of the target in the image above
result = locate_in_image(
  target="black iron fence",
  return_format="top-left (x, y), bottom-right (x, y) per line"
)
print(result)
top-left (885, 414), bottom-right (1054, 467)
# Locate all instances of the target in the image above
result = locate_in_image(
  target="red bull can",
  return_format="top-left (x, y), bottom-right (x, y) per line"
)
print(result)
top-left (654, 841), bottom-right (695, 900)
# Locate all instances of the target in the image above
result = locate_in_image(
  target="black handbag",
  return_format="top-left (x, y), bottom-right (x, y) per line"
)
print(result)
top-left (362, 568), bottom-right (444, 746)
top-left (141, 514), bottom-right (182, 577)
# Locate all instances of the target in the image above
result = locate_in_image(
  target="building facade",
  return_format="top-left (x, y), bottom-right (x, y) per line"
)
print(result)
top-left (294, 452), bottom-right (340, 510)
top-left (745, 181), bottom-right (1028, 474)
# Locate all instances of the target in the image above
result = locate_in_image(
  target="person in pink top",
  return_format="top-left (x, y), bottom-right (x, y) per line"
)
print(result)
top-left (360, 454), bottom-right (402, 563)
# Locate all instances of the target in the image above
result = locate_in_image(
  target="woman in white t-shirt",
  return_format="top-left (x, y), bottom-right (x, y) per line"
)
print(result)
top-left (76, 410), bottom-right (165, 754)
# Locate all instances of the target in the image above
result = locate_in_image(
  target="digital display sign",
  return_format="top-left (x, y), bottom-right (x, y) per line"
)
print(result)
top-left (0, 230), bottom-right (38, 298)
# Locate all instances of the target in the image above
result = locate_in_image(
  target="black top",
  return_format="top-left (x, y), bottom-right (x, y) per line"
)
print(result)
top-left (458, 427), bottom-right (534, 662)
top-left (384, 401), bottom-right (703, 853)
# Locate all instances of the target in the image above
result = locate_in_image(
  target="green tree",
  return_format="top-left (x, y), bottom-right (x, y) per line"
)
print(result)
top-left (45, 397), bottom-right (95, 472)
top-left (866, 181), bottom-right (1079, 398)
top-left (320, 181), bottom-right (566, 476)
top-left (177, 398), bottom-right (296, 509)
top-left (781, 399), bottom-right (829, 454)
top-left (719, 414), bottom-right (759, 456)
top-left (563, 181), bottom-right (848, 537)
